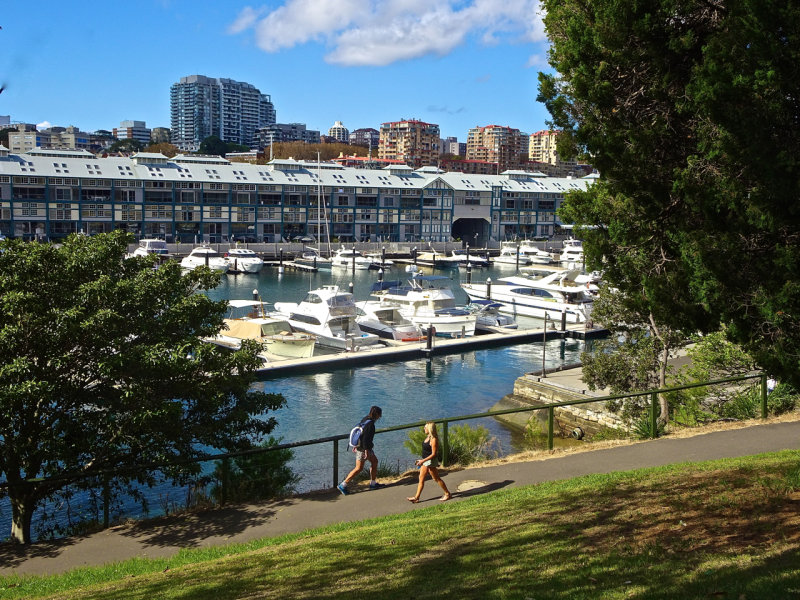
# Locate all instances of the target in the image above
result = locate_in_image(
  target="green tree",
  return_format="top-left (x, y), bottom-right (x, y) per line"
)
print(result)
top-left (197, 136), bottom-right (249, 156)
top-left (0, 231), bottom-right (284, 543)
top-left (582, 286), bottom-right (688, 425)
top-left (143, 142), bottom-right (180, 157)
top-left (107, 138), bottom-right (144, 153)
top-left (539, 1), bottom-right (800, 388)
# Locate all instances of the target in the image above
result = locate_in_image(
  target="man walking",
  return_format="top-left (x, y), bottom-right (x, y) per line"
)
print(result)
top-left (338, 405), bottom-right (384, 494)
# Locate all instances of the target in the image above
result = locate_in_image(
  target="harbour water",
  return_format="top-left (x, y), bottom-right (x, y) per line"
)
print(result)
top-left (209, 263), bottom-right (585, 491)
top-left (2, 262), bottom-right (586, 539)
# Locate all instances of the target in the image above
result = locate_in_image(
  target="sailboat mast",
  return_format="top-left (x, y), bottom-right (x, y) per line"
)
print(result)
top-left (317, 151), bottom-right (332, 256)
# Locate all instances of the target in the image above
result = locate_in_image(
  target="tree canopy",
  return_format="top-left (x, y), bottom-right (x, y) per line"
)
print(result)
top-left (0, 232), bottom-right (284, 543)
top-left (539, 0), bottom-right (800, 386)
top-left (198, 136), bottom-right (250, 156)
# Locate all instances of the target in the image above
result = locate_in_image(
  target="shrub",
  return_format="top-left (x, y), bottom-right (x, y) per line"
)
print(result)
top-left (631, 413), bottom-right (666, 440)
top-left (211, 437), bottom-right (299, 504)
top-left (404, 423), bottom-right (500, 466)
top-left (522, 417), bottom-right (549, 450)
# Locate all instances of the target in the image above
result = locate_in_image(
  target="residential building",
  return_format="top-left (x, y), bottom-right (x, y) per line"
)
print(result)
top-left (8, 125), bottom-right (91, 153)
top-left (378, 119), bottom-right (440, 168)
top-left (0, 146), bottom-right (591, 243)
top-left (441, 137), bottom-right (466, 156)
top-left (113, 120), bottom-right (151, 146)
top-left (529, 130), bottom-right (578, 172)
top-left (150, 127), bottom-right (171, 144)
top-left (466, 125), bottom-right (523, 173)
top-left (349, 128), bottom-right (380, 149)
top-left (327, 121), bottom-right (349, 143)
top-left (169, 75), bottom-right (276, 151)
top-left (256, 123), bottom-right (321, 147)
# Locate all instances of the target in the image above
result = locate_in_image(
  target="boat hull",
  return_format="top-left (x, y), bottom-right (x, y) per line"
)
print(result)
top-left (462, 283), bottom-right (590, 323)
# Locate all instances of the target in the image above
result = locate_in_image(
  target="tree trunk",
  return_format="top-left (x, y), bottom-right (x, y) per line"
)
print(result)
top-left (9, 490), bottom-right (36, 544)
top-left (658, 344), bottom-right (670, 427)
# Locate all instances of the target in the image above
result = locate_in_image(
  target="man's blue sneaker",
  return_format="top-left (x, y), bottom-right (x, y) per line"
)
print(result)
top-left (369, 482), bottom-right (385, 490)
top-left (337, 483), bottom-right (348, 495)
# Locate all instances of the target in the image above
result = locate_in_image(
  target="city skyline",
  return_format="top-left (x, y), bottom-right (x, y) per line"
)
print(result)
top-left (0, 1), bottom-right (552, 142)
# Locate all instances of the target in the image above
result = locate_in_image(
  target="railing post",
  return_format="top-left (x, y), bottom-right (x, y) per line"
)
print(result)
top-left (333, 439), bottom-right (339, 488)
top-left (547, 406), bottom-right (554, 450)
top-left (650, 392), bottom-right (658, 439)
top-left (441, 421), bottom-right (449, 467)
top-left (220, 457), bottom-right (230, 506)
top-left (103, 474), bottom-right (110, 529)
top-left (761, 373), bottom-right (768, 419)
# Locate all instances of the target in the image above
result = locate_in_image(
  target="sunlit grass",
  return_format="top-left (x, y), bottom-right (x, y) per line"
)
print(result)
top-left (3, 451), bottom-right (800, 599)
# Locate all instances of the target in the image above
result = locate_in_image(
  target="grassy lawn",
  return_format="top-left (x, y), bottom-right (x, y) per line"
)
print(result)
top-left (3, 450), bottom-right (800, 599)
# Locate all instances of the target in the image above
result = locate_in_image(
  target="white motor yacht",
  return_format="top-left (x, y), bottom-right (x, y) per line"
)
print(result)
top-left (493, 243), bottom-right (533, 267)
top-left (356, 282), bottom-right (424, 341)
top-left (225, 248), bottom-right (264, 274)
top-left (412, 251), bottom-right (462, 269)
top-left (132, 238), bottom-right (170, 259)
top-left (465, 300), bottom-right (519, 333)
top-left (518, 242), bottom-right (554, 265)
top-left (213, 300), bottom-right (316, 360)
top-left (559, 238), bottom-right (585, 264)
top-left (330, 248), bottom-right (373, 270)
top-left (273, 286), bottom-right (381, 350)
top-left (369, 275), bottom-right (476, 338)
top-left (295, 247), bottom-right (332, 269)
top-left (461, 269), bottom-right (596, 323)
top-left (448, 250), bottom-right (490, 268)
top-left (180, 246), bottom-right (229, 273)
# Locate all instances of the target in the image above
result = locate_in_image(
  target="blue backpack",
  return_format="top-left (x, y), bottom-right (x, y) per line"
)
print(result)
top-left (348, 419), bottom-right (372, 451)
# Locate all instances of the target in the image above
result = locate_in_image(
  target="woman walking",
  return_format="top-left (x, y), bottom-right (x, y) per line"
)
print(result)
top-left (407, 421), bottom-right (451, 503)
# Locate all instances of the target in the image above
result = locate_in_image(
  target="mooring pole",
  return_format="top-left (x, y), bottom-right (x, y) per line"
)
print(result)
top-left (542, 313), bottom-right (548, 377)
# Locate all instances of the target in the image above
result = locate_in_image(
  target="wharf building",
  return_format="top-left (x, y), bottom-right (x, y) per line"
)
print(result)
top-left (170, 75), bottom-right (276, 151)
top-left (0, 145), bottom-right (592, 243)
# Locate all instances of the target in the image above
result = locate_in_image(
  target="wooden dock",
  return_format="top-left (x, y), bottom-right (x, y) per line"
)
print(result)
top-left (254, 324), bottom-right (607, 378)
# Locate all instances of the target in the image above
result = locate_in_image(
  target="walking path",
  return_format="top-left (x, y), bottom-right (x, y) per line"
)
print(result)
top-left (2, 418), bottom-right (798, 577)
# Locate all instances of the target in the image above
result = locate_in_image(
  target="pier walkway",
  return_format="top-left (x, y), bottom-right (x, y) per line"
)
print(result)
top-left (3, 416), bottom-right (798, 576)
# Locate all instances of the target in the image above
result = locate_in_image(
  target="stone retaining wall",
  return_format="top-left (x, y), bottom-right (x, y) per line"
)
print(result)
top-left (492, 372), bottom-right (625, 439)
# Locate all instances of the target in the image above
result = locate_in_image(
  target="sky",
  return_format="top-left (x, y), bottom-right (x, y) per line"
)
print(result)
top-left (0, 1), bottom-right (554, 142)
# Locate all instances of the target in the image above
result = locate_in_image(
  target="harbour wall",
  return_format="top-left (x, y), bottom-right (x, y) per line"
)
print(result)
top-left (492, 364), bottom-right (625, 438)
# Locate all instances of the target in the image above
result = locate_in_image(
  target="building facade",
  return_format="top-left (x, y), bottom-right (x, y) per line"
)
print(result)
top-left (8, 125), bottom-right (91, 153)
top-left (529, 130), bottom-right (578, 172)
top-left (378, 120), bottom-right (440, 168)
top-left (0, 146), bottom-right (591, 243)
top-left (466, 125), bottom-right (524, 173)
top-left (327, 121), bottom-right (349, 143)
top-left (150, 127), bottom-right (171, 144)
top-left (169, 75), bottom-right (276, 151)
top-left (113, 120), bottom-right (151, 145)
top-left (256, 123), bottom-right (321, 147)
top-left (349, 128), bottom-right (380, 149)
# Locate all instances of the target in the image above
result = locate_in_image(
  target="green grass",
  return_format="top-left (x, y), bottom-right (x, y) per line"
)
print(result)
top-left (3, 451), bottom-right (800, 599)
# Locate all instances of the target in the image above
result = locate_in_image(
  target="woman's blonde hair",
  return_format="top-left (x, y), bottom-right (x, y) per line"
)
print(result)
top-left (425, 421), bottom-right (439, 439)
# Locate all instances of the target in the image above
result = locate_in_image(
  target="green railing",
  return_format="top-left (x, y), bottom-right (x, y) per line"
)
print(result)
top-left (0, 373), bottom-right (768, 531)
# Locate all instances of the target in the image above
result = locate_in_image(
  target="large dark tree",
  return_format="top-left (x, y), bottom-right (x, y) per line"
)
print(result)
top-left (539, 1), bottom-right (800, 386)
top-left (0, 231), bottom-right (284, 543)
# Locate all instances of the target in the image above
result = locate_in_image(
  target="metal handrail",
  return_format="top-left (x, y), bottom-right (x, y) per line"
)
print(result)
top-left (0, 372), bottom-right (767, 528)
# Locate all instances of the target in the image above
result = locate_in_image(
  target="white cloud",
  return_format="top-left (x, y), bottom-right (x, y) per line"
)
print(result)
top-left (526, 53), bottom-right (548, 69)
top-left (227, 6), bottom-right (263, 35)
top-left (36, 121), bottom-right (51, 130)
top-left (229, 0), bottom-right (546, 66)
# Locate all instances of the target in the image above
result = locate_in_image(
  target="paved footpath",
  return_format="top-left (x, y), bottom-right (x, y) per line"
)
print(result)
top-left (1, 419), bottom-right (798, 577)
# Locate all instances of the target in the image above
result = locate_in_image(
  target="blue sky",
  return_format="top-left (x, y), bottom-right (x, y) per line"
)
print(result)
top-left (0, 1), bottom-right (553, 141)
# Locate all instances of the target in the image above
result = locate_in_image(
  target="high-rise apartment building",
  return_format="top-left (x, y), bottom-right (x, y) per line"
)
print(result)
top-left (378, 119), bottom-right (440, 168)
top-left (170, 75), bottom-right (276, 151)
top-left (466, 125), bottom-right (523, 173)
top-left (529, 130), bottom-right (576, 169)
top-left (349, 128), bottom-right (380, 149)
top-left (114, 120), bottom-right (151, 145)
top-left (327, 121), bottom-right (349, 143)
top-left (257, 123), bottom-right (321, 146)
